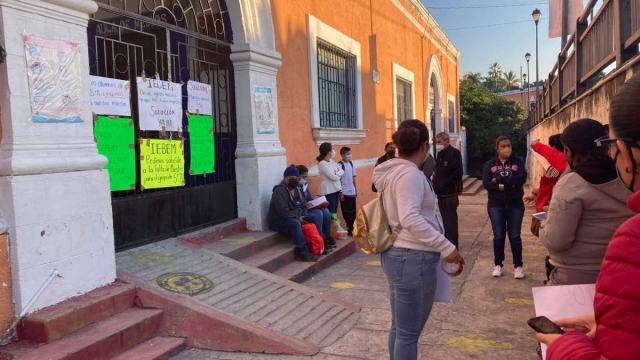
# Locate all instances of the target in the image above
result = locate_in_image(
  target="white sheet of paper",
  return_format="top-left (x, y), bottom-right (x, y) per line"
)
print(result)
top-left (187, 80), bottom-right (212, 116)
top-left (136, 77), bottom-right (182, 131)
top-left (308, 196), bottom-right (327, 208)
top-left (532, 284), bottom-right (596, 359)
top-left (435, 262), bottom-right (451, 303)
top-left (89, 76), bottom-right (131, 116)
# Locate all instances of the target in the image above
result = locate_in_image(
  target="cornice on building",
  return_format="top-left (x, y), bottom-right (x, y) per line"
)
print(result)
top-left (403, 0), bottom-right (460, 59)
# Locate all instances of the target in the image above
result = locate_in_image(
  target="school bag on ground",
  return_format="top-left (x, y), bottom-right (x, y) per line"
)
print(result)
top-left (301, 223), bottom-right (324, 256)
top-left (352, 190), bottom-right (402, 255)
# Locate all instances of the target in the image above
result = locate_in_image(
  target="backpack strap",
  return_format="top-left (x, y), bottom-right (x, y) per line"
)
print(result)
top-left (338, 161), bottom-right (345, 171)
top-left (379, 190), bottom-right (403, 235)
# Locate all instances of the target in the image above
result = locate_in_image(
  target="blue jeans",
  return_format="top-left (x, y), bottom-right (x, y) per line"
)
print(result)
top-left (487, 202), bottom-right (524, 268)
top-left (269, 218), bottom-right (308, 253)
top-left (308, 208), bottom-right (331, 239)
top-left (324, 192), bottom-right (340, 214)
top-left (381, 247), bottom-right (439, 360)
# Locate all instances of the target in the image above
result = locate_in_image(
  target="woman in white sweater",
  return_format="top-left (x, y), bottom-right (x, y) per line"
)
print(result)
top-left (316, 142), bottom-right (344, 216)
top-left (372, 120), bottom-right (464, 360)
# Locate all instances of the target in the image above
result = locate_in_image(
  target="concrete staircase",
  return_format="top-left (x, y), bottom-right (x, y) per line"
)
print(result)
top-left (114, 219), bottom-right (360, 355)
top-left (461, 175), bottom-right (483, 196)
top-left (0, 283), bottom-right (185, 360)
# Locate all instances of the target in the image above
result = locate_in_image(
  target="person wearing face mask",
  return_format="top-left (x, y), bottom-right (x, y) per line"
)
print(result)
top-left (482, 136), bottom-right (527, 279)
top-left (372, 119), bottom-right (464, 360)
top-left (533, 70), bottom-right (640, 360)
top-left (267, 165), bottom-right (320, 262)
top-left (296, 165), bottom-right (336, 251)
top-left (372, 142), bottom-right (397, 192)
top-left (338, 147), bottom-right (357, 236)
top-left (316, 142), bottom-right (344, 217)
top-left (432, 132), bottom-right (463, 249)
top-left (538, 119), bottom-right (633, 286)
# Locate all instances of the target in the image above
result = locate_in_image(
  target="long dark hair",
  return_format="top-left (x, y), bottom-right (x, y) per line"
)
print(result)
top-left (392, 119), bottom-right (428, 155)
top-left (316, 142), bottom-right (332, 162)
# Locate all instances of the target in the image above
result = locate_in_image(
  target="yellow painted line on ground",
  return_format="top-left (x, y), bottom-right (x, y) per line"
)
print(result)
top-left (366, 260), bottom-right (381, 266)
top-left (131, 252), bottom-right (174, 269)
top-left (330, 282), bottom-right (356, 289)
top-left (506, 298), bottom-right (534, 305)
top-left (224, 236), bottom-right (256, 245)
top-left (447, 334), bottom-right (512, 355)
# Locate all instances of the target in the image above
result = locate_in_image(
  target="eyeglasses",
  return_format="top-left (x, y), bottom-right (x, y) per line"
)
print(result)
top-left (594, 136), bottom-right (638, 156)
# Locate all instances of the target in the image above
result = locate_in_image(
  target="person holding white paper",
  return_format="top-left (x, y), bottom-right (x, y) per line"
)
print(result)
top-left (535, 72), bottom-right (640, 360)
top-left (373, 119), bottom-right (464, 360)
top-left (297, 165), bottom-right (336, 251)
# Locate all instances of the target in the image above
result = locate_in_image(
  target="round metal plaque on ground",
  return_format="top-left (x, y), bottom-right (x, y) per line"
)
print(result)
top-left (156, 272), bottom-right (214, 296)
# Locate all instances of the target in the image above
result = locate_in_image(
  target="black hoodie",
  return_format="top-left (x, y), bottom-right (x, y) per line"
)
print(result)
top-left (482, 154), bottom-right (527, 206)
top-left (267, 181), bottom-right (308, 224)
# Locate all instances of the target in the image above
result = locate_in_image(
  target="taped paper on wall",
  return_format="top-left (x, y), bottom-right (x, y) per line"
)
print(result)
top-left (136, 77), bottom-right (182, 131)
top-left (188, 114), bottom-right (215, 175)
top-left (90, 76), bottom-right (131, 116)
top-left (140, 138), bottom-right (185, 189)
top-left (94, 116), bottom-right (136, 191)
top-left (25, 34), bottom-right (82, 123)
top-left (187, 81), bottom-right (212, 116)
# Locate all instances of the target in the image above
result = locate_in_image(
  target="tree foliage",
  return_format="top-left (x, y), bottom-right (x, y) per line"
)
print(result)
top-left (460, 81), bottom-right (528, 175)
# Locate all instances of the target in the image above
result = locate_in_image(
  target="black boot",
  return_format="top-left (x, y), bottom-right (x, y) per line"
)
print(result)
top-left (295, 249), bottom-right (318, 262)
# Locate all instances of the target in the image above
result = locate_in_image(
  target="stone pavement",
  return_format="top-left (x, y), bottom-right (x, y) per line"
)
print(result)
top-left (172, 193), bottom-right (550, 360)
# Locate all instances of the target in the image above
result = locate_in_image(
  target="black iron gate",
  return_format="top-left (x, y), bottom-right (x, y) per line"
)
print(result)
top-left (88, 0), bottom-right (237, 251)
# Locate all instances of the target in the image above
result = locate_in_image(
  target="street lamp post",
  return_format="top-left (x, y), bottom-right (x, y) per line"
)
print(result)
top-left (532, 9), bottom-right (542, 103)
top-left (525, 52), bottom-right (531, 114)
top-left (430, 108), bottom-right (436, 156)
top-left (523, 73), bottom-right (528, 113)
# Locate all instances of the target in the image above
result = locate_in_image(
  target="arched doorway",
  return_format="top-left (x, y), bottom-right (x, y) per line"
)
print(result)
top-left (88, 0), bottom-right (237, 250)
top-left (426, 55), bottom-right (444, 139)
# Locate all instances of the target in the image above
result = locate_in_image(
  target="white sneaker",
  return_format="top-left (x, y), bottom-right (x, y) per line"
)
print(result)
top-left (492, 265), bottom-right (503, 277)
top-left (514, 267), bottom-right (525, 279)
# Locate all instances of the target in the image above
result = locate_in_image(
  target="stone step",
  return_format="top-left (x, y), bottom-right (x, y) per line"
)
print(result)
top-left (273, 239), bottom-right (356, 283)
top-left (116, 238), bottom-right (360, 355)
top-left (18, 282), bottom-right (136, 343)
top-left (461, 179), bottom-right (483, 196)
top-left (111, 336), bottom-right (186, 360)
top-left (239, 241), bottom-right (296, 273)
top-left (177, 218), bottom-right (247, 247)
top-left (462, 175), bottom-right (476, 188)
top-left (7, 308), bottom-right (163, 360)
top-left (198, 230), bottom-right (285, 261)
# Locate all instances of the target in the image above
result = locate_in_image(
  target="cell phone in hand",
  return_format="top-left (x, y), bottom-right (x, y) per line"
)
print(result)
top-left (528, 316), bottom-right (565, 335)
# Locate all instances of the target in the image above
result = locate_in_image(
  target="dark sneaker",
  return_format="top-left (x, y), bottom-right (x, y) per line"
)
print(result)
top-left (322, 246), bottom-right (334, 255)
top-left (347, 231), bottom-right (353, 237)
top-left (326, 237), bottom-right (337, 248)
top-left (296, 251), bottom-right (318, 262)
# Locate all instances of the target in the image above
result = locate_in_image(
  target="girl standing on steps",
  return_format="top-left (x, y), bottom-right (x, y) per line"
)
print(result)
top-left (316, 142), bottom-right (344, 218)
top-left (482, 136), bottom-right (527, 279)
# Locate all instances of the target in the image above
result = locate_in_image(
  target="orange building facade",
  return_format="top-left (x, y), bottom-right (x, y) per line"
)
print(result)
top-left (271, 0), bottom-right (461, 206)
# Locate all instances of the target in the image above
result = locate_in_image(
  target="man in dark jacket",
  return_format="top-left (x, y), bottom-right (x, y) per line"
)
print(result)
top-left (432, 132), bottom-right (464, 248)
top-left (372, 142), bottom-right (396, 192)
top-left (267, 165), bottom-right (318, 262)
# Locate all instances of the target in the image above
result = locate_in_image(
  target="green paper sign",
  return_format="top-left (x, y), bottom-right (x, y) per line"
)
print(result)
top-left (188, 114), bottom-right (216, 175)
top-left (94, 116), bottom-right (136, 191)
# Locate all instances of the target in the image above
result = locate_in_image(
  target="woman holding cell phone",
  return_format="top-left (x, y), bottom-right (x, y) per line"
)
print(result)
top-left (538, 119), bottom-right (633, 286)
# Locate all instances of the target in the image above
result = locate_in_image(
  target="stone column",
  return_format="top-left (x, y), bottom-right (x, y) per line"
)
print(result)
top-left (227, 0), bottom-right (286, 231)
top-left (0, 0), bottom-right (115, 313)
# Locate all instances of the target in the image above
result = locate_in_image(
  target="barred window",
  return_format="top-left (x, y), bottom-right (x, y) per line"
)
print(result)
top-left (448, 99), bottom-right (455, 132)
top-left (396, 77), bottom-right (412, 122)
top-left (317, 40), bottom-right (357, 129)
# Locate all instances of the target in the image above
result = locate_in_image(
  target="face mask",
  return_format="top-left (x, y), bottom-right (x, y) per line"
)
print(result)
top-left (614, 150), bottom-right (637, 192)
top-left (299, 179), bottom-right (307, 186)
top-left (330, 150), bottom-right (336, 158)
top-left (345, 154), bottom-right (352, 162)
top-left (287, 178), bottom-right (299, 188)
top-left (499, 148), bottom-right (512, 158)
top-left (387, 150), bottom-right (396, 158)
top-left (436, 144), bottom-right (445, 153)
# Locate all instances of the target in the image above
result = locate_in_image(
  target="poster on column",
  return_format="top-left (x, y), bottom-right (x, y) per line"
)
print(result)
top-left (136, 77), bottom-right (182, 131)
top-left (94, 116), bottom-right (136, 191)
top-left (90, 76), bottom-right (131, 116)
top-left (186, 81), bottom-right (212, 116)
top-left (188, 114), bottom-right (215, 175)
top-left (254, 86), bottom-right (275, 134)
top-left (139, 138), bottom-right (185, 189)
top-left (24, 34), bottom-right (82, 123)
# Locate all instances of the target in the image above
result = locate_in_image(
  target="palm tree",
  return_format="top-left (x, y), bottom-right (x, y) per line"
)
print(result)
top-left (503, 70), bottom-right (520, 90)
top-left (488, 62), bottom-right (503, 91)
top-left (465, 72), bottom-right (483, 86)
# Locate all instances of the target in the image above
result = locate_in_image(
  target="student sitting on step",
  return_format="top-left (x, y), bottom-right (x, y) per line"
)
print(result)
top-left (267, 165), bottom-right (322, 262)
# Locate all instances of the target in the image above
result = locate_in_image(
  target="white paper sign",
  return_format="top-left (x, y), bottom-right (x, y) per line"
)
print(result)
top-left (90, 76), bottom-right (131, 116)
top-left (186, 80), bottom-right (212, 116)
top-left (435, 262), bottom-right (452, 303)
top-left (136, 77), bottom-right (182, 131)
top-left (532, 284), bottom-right (596, 359)
top-left (255, 86), bottom-right (275, 134)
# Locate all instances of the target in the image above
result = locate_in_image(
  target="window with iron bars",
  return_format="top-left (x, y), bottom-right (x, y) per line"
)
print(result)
top-left (396, 77), bottom-right (413, 123)
top-left (448, 99), bottom-right (456, 132)
top-left (317, 40), bottom-right (358, 129)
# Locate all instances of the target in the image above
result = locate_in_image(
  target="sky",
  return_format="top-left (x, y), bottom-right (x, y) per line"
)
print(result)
top-left (422, 0), bottom-right (591, 83)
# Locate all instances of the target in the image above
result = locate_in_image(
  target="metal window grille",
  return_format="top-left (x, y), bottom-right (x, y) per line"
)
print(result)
top-left (317, 40), bottom-right (357, 129)
top-left (448, 100), bottom-right (455, 132)
top-left (396, 77), bottom-right (412, 122)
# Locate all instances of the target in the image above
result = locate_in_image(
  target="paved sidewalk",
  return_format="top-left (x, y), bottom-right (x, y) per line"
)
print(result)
top-left (172, 193), bottom-right (549, 360)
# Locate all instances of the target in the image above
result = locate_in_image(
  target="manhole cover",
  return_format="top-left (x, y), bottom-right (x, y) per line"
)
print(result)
top-left (156, 272), bottom-right (213, 296)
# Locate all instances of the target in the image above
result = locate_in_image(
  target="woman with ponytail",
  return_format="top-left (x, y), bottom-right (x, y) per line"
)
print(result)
top-left (316, 142), bottom-right (344, 217)
top-left (538, 118), bottom-right (633, 286)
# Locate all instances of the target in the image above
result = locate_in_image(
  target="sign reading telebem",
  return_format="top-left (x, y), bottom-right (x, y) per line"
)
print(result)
top-left (136, 77), bottom-right (182, 132)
